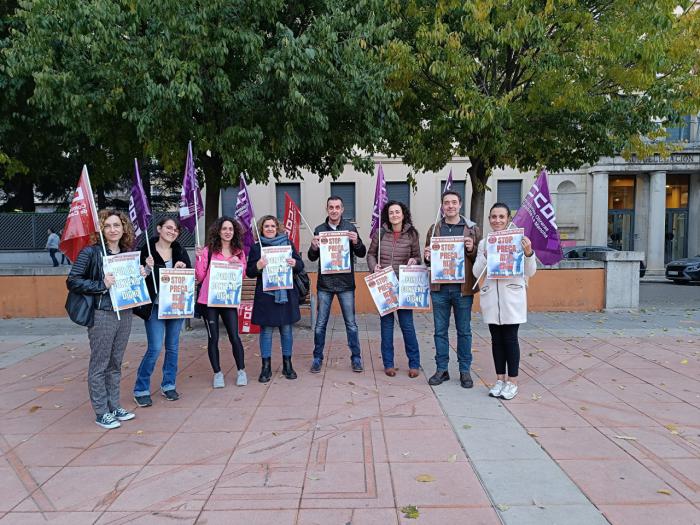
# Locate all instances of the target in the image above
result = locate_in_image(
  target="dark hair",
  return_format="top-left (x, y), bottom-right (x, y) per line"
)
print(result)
top-left (441, 190), bottom-right (462, 204)
top-left (207, 216), bottom-right (243, 254)
top-left (381, 200), bottom-right (418, 239)
top-left (326, 195), bottom-right (344, 206)
top-left (157, 216), bottom-right (181, 230)
top-left (489, 202), bottom-right (511, 216)
top-left (48, 227), bottom-right (55, 234)
top-left (257, 215), bottom-right (283, 236)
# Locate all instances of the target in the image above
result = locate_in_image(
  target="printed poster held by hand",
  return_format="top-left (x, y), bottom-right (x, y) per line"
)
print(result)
top-left (319, 231), bottom-right (351, 274)
top-left (399, 265), bottom-right (431, 311)
top-left (103, 252), bottom-right (151, 311)
top-left (158, 268), bottom-right (195, 319)
top-left (429, 236), bottom-right (466, 283)
top-left (486, 228), bottom-right (525, 279)
top-left (207, 261), bottom-right (243, 308)
top-left (365, 266), bottom-right (400, 316)
top-left (262, 246), bottom-right (294, 291)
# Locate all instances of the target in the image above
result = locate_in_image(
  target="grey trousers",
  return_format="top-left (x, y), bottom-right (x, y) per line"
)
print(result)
top-left (87, 309), bottom-right (133, 415)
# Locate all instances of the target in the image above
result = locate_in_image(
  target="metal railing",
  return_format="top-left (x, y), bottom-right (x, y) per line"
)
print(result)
top-left (0, 212), bottom-right (196, 250)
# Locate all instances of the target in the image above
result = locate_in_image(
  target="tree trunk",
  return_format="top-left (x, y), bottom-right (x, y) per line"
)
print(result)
top-left (200, 153), bottom-right (223, 236)
top-left (467, 158), bottom-right (490, 230)
top-left (7, 176), bottom-right (36, 212)
top-left (96, 188), bottom-right (107, 209)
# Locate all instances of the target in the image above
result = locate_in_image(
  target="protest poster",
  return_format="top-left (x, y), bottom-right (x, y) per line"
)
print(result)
top-left (157, 268), bottom-right (195, 319)
top-left (319, 231), bottom-right (351, 274)
top-left (207, 261), bottom-right (243, 307)
top-left (364, 266), bottom-right (399, 316)
top-left (399, 265), bottom-right (431, 310)
top-left (486, 228), bottom-right (525, 279)
top-left (238, 300), bottom-right (260, 334)
top-left (429, 236), bottom-right (466, 283)
top-left (103, 251), bottom-right (150, 311)
top-left (262, 246), bottom-right (294, 291)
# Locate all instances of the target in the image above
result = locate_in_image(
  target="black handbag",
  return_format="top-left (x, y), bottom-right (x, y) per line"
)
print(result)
top-left (294, 269), bottom-right (310, 304)
top-left (65, 290), bottom-right (95, 327)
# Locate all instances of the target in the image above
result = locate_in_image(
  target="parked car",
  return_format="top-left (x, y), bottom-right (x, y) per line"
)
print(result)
top-left (562, 245), bottom-right (646, 278)
top-left (665, 255), bottom-right (700, 284)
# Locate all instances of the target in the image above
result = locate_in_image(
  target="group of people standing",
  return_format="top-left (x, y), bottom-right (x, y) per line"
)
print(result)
top-left (67, 191), bottom-right (536, 430)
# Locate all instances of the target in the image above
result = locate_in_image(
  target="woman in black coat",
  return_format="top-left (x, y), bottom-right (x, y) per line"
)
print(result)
top-left (246, 215), bottom-right (304, 382)
top-left (133, 217), bottom-right (192, 407)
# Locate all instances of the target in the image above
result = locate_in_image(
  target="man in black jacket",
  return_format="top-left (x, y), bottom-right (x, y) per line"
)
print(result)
top-left (308, 196), bottom-right (367, 373)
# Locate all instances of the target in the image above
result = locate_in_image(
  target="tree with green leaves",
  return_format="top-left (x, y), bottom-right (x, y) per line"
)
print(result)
top-left (383, 0), bottom-right (700, 225)
top-left (6, 0), bottom-right (397, 227)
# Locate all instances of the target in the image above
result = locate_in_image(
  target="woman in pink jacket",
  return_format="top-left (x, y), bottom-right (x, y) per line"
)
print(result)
top-left (195, 216), bottom-right (247, 388)
top-left (473, 203), bottom-right (536, 400)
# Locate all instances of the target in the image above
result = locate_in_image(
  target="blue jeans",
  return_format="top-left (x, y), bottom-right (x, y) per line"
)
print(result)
top-left (313, 289), bottom-right (361, 360)
top-left (134, 314), bottom-right (184, 396)
top-left (260, 324), bottom-right (293, 358)
top-left (380, 310), bottom-right (420, 369)
top-left (431, 288), bottom-right (473, 372)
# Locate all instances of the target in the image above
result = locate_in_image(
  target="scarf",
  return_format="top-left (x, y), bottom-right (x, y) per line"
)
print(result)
top-left (261, 233), bottom-right (291, 304)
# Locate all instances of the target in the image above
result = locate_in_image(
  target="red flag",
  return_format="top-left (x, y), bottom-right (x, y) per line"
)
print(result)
top-left (59, 165), bottom-right (100, 262)
top-left (283, 192), bottom-right (301, 251)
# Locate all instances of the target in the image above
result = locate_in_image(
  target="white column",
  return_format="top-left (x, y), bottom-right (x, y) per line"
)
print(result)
top-left (689, 174), bottom-right (700, 257)
top-left (647, 170), bottom-right (666, 273)
top-left (634, 173), bottom-right (649, 252)
top-left (590, 171), bottom-right (609, 246)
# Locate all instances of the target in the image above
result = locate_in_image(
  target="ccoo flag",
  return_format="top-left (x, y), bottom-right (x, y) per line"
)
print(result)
top-left (59, 165), bottom-right (100, 262)
top-left (235, 173), bottom-right (256, 256)
top-left (179, 141), bottom-right (204, 233)
top-left (129, 159), bottom-right (151, 247)
top-left (283, 192), bottom-right (301, 251)
top-left (369, 164), bottom-right (388, 239)
top-left (512, 170), bottom-right (563, 265)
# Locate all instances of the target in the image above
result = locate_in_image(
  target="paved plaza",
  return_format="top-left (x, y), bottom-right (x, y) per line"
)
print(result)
top-left (0, 303), bottom-right (698, 524)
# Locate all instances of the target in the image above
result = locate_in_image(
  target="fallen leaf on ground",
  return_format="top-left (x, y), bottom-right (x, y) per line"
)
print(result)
top-left (614, 435), bottom-right (637, 441)
top-left (447, 454), bottom-right (457, 463)
top-left (657, 489), bottom-right (672, 496)
top-left (527, 432), bottom-right (538, 437)
top-left (680, 359), bottom-right (688, 365)
top-left (402, 452), bottom-right (410, 457)
top-left (136, 430), bottom-right (144, 435)
top-left (462, 424), bottom-right (472, 430)
top-left (579, 406), bottom-right (588, 411)
top-left (415, 474), bottom-right (436, 483)
top-left (618, 385), bottom-right (625, 390)
top-left (401, 505), bottom-right (419, 519)
top-left (29, 405), bottom-right (41, 413)
top-left (496, 504), bottom-right (510, 511)
top-left (664, 424), bottom-right (679, 435)
top-left (531, 393), bottom-right (541, 401)
top-left (307, 475), bottom-right (320, 481)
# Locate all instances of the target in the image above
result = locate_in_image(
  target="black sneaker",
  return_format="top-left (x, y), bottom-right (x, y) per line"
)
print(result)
top-left (161, 389), bottom-right (179, 401)
top-left (134, 394), bottom-right (153, 407)
top-left (460, 371), bottom-right (474, 389)
top-left (351, 356), bottom-right (364, 372)
top-left (428, 370), bottom-right (450, 386)
top-left (112, 407), bottom-right (135, 421)
top-left (95, 412), bottom-right (120, 429)
top-left (310, 358), bottom-right (323, 373)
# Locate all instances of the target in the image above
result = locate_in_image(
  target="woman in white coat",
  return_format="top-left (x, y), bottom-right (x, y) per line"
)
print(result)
top-left (473, 203), bottom-right (536, 400)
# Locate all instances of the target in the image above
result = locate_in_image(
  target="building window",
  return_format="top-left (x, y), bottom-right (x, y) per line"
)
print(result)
top-left (441, 179), bottom-right (466, 215)
top-left (608, 176), bottom-right (635, 209)
top-left (330, 182), bottom-right (356, 221)
top-left (386, 182), bottom-right (410, 207)
top-left (276, 183), bottom-right (301, 219)
top-left (666, 174), bottom-right (689, 209)
top-left (497, 180), bottom-right (522, 214)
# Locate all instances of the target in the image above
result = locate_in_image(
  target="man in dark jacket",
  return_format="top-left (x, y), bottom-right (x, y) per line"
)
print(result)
top-left (307, 196), bottom-right (367, 373)
top-left (423, 190), bottom-right (481, 389)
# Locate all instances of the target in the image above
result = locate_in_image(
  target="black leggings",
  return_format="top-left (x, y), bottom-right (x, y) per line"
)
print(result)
top-left (204, 307), bottom-right (245, 373)
top-left (488, 324), bottom-right (520, 378)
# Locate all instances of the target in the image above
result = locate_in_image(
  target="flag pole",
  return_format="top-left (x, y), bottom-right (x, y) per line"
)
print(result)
top-left (252, 217), bottom-right (263, 250)
top-left (144, 224), bottom-right (158, 294)
top-left (193, 188), bottom-right (201, 248)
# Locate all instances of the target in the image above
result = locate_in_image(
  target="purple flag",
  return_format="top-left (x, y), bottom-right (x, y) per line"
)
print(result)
top-left (179, 141), bottom-right (204, 233)
top-left (235, 172), bottom-right (256, 256)
top-left (512, 170), bottom-right (563, 265)
top-left (369, 164), bottom-right (388, 239)
top-left (128, 159), bottom-right (151, 246)
top-left (444, 168), bottom-right (454, 191)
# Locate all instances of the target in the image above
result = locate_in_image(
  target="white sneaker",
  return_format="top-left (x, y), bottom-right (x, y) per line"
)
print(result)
top-left (489, 380), bottom-right (505, 398)
top-left (236, 369), bottom-right (248, 386)
top-left (213, 371), bottom-right (225, 389)
top-left (500, 381), bottom-right (518, 400)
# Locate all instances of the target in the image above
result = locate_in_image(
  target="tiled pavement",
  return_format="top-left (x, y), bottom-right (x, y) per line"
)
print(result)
top-left (0, 306), bottom-right (698, 524)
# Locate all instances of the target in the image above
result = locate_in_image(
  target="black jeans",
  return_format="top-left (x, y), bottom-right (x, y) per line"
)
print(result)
top-left (49, 249), bottom-right (59, 267)
top-left (204, 307), bottom-right (245, 373)
top-left (488, 324), bottom-right (520, 378)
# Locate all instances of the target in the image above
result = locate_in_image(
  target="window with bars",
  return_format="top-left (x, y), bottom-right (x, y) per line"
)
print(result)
top-left (496, 180), bottom-right (522, 214)
top-left (276, 183), bottom-right (301, 219)
top-left (330, 182), bottom-right (356, 221)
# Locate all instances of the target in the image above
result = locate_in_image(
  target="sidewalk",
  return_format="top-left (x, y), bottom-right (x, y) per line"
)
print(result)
top-left (0, 308), bottom-right (698, 524)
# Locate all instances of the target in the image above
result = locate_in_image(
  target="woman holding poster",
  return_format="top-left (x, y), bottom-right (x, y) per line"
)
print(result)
top-left (67, 210), bottom-right (150, 429)
top-left (473, 203), bottom-right (536, 400)
top-left (367, 201), bottom-right (422, 378)
top-left (195, 216), bottom-right (247, 388)
top-left (133, 217), bottom-right (192, 407)
top-left (246, 216), bottom-right (304, 382)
